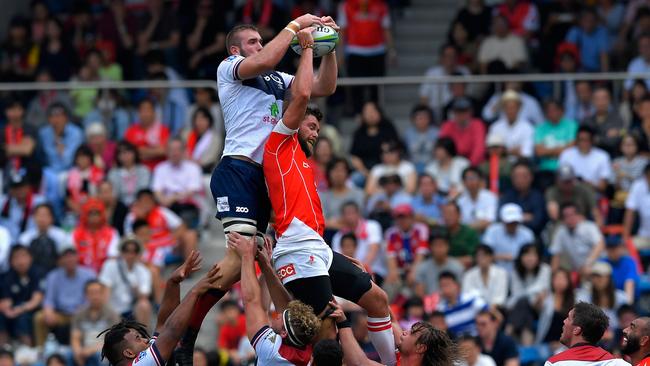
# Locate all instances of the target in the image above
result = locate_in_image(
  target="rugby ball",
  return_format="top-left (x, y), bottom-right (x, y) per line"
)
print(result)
top-left (290, 25), bottom-right (339, 58)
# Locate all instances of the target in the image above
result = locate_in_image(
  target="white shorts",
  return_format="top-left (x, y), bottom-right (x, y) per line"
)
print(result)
top-left (272, 239), bottom-right (333, 285)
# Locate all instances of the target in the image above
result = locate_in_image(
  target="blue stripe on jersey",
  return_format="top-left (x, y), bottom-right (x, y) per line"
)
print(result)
top-left (242, 72), bottom-right (287, 100)
top-left (251, 325), bottom-right (272, 349)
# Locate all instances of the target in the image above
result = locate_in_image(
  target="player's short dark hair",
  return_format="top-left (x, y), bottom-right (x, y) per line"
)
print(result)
top-left (226, 24), bottom-right (259, 53)
top-left (132, 219), bottom-right (149, 233)
top-left (136, 189), bottom-right (155, 202)
top-left (572, 302), bottom-right (609, 344)
top-left (438, 270), bottom-right (458, 283)
top-left (312, 339), bottom-right (343, 366)
top-left (99, 320), bottom-right (151, 366)
top-left (305, 105), bottom-right (323, 122)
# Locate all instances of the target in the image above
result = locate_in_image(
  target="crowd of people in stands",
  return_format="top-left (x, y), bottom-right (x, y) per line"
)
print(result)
top-left (2, 0), bottom-right (650, 366)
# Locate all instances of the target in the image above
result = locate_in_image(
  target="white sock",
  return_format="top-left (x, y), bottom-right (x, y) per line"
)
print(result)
top-left (367, 316), bottom-right (397, 366)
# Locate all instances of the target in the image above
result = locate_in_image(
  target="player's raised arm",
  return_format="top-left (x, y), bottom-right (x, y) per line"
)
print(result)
top-left (228, 232), bottom-right (269, 340)
top-left (236, 14), bottom-right (321, 80)
top-left (257, 235), bottom-right (293, 312)
top-left (312, 17), bottom-right (339, 97)
top-left (283, 28), bottom-right (316, 130)
top-left (330, 301), bottom-right (382, 366)
top-left (154, 264), bottom-right (221, 361)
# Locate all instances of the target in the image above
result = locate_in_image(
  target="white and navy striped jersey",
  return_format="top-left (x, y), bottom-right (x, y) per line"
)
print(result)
top-left (251, 325), bottom-right (312, 366)
top-left (217, 55), bottom-right (294, 164)
top-left (131, 338), bottom-right (165, 366)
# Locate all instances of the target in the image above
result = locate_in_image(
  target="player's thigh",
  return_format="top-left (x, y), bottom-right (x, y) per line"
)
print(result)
top-left (214, 247), bottom-right (242, 289)
top-left (328, 252), bottom-right (373, 304)
top-left (284, 276), bottom-right (333, 315)
top-left (210, 157), bottom-right (268, 233)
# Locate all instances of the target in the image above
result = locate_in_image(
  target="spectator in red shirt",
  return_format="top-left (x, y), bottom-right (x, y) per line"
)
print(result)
top-left (71, 198), bottom-right (119, 273)
top-left (216, 300), bottom-right (249, 365)
top-left (124, 98), bottom-right (170, 170)
top-left (495, 0), bottom-right (540, 39)
top-left (338, 0), bottom-right (396, 113)
top-left (385, 204), bottom-right (429, 288)
top-left (439, 97), bottom-right (486, 166)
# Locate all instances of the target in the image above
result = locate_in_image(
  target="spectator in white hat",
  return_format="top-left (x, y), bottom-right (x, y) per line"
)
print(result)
top-left (488, 90), bottom-right (535, 158)
top-left (482, 203), bottom-right (535, 271)
top-left (85, 122), bottom-right (116, 171)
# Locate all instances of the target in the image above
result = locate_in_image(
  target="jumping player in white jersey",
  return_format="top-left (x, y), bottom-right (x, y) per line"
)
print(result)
top-left (178, 15), bottom-right (339, 355)
top-left (259, 26), bottom-right (397, 365)
top-left (98, 251), bottom-right (220, 366)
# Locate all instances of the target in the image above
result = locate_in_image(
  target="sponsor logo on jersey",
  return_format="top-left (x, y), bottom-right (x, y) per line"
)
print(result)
top-left (269, 101), bottom-right (279, 118)
top-left (277, 263), bottom-right (297, 280)
top-left (217, 196), bottom-right (230, 212)
top-left (236, 206), bottom-right (249, 213)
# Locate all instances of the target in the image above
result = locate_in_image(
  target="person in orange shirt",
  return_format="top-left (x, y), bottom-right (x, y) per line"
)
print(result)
top-left (124, 99), bottom-right (170, 170)
top-left (71, 199), bottom-right (119, 273)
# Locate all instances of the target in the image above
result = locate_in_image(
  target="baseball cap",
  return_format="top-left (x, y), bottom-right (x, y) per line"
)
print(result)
top-left (393, 204), bottom-right (414, 217)
top-left (557, 165), bottom-right (575, 181)
top-left (85, 122), bottom-right (107, 138)
top-left (500, 203), bottom-right (523, 223)
top-left (451, 97), bottom-right (472, 111)
top-left (486, 133), bottom-right (506, 147)
top-left (501, 90), bottom-right (521, 103)
top-left (591, 261), bottom-right (612, 276)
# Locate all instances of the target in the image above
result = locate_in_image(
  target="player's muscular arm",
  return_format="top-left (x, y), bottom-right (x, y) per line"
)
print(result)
top-left (311, 17), bottom-right (339, 97)
top-left (283, 28), bottom-right (315, 130)
top-left (330, 302), bottom-right (382, 366)
top-left (228, 234), bottom-right (269, 340)
top-left (257, 235), bottom-right (292, 312)
top-left (237, 14), bottom-right (321, 80)
top-left (155, 263), bottom-right (221, 361)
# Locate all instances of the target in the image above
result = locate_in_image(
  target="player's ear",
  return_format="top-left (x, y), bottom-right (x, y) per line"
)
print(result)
top-left (230, 46), bottom-right (240, 56)
top-left (123, 348), bottom-right (136, 359)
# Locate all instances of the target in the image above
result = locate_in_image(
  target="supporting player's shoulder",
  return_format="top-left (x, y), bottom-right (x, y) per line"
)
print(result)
top-left (265, 119), bottom-right (299, 157)
top-left (217, 55), bottom-right (246, 82)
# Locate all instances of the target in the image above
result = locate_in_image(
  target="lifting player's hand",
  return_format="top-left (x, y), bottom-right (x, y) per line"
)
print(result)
top-left (256, 235), bottom-right (274, 267)
top-left (227, 232), bottom-right (257, 259)
top-left (320, 16), bottom-right (340, 32)
top-left (294, 13), bottom-right (323, 29)
top-left (191, 263), bottom-right (222, 295)
top-left (297, 27), bottom-right (316, 50)
top-left (169, 250), bottom-right (202, 284)
top-left (328, 300), bottom-right (347, 323)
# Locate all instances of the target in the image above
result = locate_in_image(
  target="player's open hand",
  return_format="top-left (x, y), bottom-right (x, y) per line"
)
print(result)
top-left (320, 16), bottom-right (340, 32)
top-left (192, 263), bottom-right (222, 295)
top-left (228, 232), bottom-right (257, 259)
top-left (297, 27), bottom-right (315, 50)
top-left (169, 250), bottom-right (202, 284)
top-left (294, 13), bottom-right (322, 29)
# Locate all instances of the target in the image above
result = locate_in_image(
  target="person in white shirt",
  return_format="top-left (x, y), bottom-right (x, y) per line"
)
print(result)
top-left (457, 167), bottom-right (498, 232)
top-left (462, 245), bottom-right (508, 307)
top-left (478, 15), bottom-right (528, 74)
top-left (558, 125), bottom-right (613, 193)
top-left (152, 138), bottom-right (204, 224)
top-left (332, 201), bottom-right (387, 282)
top-left (458, 335), bottom-right (497, 366)
top-left (365, 141), bottom-right (417, 195)
top-left (98, 237), bottom-right (152, 325)
top-left (624, 163), bottom-right (650, 249)
top-left (482, 82), bottom-right (544, 125)
top-left (482, 203), bottom-right (535, 271)
top-left (550, 203), bottom-right (605, 276)
top-left (488, 90), bottom-right (535, 158)
top-left (18, 203), bottom-right (71, 272)
top-left (419, 44), bottom-right (470, 111)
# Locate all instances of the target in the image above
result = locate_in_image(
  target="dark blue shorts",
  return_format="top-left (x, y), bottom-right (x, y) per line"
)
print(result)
top-left (210, 156), bottom-right (271, 233)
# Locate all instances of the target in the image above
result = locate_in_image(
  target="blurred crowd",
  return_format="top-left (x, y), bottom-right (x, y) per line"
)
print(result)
top-left (3, 1), bottom-right (650, 366)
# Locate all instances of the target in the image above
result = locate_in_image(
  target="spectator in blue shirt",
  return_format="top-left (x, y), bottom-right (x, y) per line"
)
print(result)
top-left (500, 161), bottom-right (547, 235)
top-left (412, 174), bottom-right (447, 226)
top-left (39, 102), bottom-right (84, 217)
top-left (565, 8), bottom-right (610, 72)
top-left (603, 236), bottom-right (639, 304)
top-left (0, 245), bottom-right (45, 347)
top-left (33, 247), bottom-right (95, 347)
top-left (436, 270), bottom-right (488, 336)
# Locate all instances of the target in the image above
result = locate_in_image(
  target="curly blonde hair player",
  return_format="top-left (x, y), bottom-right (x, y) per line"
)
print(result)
top-left (285, 300), bottom-right (322, 346)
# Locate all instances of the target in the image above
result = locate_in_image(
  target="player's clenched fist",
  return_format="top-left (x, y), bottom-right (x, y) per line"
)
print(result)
top-left (297, 27), bottom-right (315, 50)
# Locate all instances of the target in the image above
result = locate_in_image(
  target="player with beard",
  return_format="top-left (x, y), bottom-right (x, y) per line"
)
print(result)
top-left (328, 300), bottom-right (456, 366)
top-left (545, 302), bottom-right (629, 366)
top-left (255, 20), bottom-right (396, 366)
top-left (179, 13), bottom-right (339, 363)
top-left (622, 317), bottom-right (650, 366)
